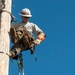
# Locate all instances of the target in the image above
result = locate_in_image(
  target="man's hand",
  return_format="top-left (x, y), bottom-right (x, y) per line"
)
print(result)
top-left (33, 33), bottom-right (45, 45)
top-left (33, 39), bottom-right (42, 45)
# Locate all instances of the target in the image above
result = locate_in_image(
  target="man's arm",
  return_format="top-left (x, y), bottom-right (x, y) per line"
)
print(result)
top-left (32, 24), bottom-right (46, 45)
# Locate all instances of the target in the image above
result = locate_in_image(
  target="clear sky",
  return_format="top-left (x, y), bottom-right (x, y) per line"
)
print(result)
top-left (9, 0), bottom-right (75, 75)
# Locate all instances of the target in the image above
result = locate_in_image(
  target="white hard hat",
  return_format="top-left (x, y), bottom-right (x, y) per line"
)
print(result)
top-left (19, 8), bottom-right (32, 17)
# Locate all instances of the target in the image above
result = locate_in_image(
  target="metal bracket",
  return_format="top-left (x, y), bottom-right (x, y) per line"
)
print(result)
top-left (0, 0), bottom-right (5, 12)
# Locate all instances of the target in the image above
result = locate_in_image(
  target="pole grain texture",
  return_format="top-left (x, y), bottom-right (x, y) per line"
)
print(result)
top-left (0, 0), bottom-right (12, 75)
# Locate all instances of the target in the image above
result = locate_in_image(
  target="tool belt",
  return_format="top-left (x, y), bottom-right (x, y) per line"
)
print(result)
top-left (10, 24), bottom-right (35, 49)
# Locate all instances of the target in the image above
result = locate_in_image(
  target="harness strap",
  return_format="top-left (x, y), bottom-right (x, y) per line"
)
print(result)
top-left (0, 9), bottom-right (17, 22)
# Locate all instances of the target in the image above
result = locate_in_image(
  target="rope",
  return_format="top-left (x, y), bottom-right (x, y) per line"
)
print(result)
top-left (0, 9), bottom-right (17, 23)
top-left (18, 53), bottom-right (25, 75)
top-left (0, 51), bottom-right (25, 75)
top-left (0, 51), bottom-right (9, 56)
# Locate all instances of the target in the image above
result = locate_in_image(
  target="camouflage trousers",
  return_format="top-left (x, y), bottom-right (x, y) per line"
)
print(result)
top-left (9, 41), bottom-right (34, 59)
top-left (9, 41), bottom-right (24, 58)
top-left (9, 26), bottom-right (35, 59)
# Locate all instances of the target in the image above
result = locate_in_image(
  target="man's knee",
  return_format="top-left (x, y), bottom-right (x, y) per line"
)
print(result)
top-left (9, 48), bottom-right (21, 58)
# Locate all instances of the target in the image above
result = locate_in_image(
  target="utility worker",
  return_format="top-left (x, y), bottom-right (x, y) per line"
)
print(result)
top-left (9, 8), bottom-right (46, 59)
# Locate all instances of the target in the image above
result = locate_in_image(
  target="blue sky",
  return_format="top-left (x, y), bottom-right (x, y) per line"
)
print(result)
top-left (9, 0), bottom-right (75, 75)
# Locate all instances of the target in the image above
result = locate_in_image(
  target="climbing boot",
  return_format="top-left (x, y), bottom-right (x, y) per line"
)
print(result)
top-left (30, 49), bottom-right (34, 54)
top-left (30, 43), bottom-right (35, 54)
top-left (30, 46), bottom-right (35, 54)
top-left (9, 50), bottom-right (18, 60)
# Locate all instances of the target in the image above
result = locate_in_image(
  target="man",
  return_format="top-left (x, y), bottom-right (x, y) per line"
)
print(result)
top-left (9, 8), bottom-right (45, 59)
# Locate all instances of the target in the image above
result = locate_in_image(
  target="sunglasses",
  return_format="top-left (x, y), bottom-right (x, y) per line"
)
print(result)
top-left (22, 16), bottom-right (30, 18)
top-left (24, 17), bottom-right (30, 18)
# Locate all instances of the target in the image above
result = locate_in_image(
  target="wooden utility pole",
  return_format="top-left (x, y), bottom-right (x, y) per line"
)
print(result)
top-left (0, 0), bottom-right (12, 75)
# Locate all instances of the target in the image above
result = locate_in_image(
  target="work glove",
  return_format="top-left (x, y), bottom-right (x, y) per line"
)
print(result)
top-left (33, 38), bottom-right (42, 45)
top-left (33, 33), bottom-right (45, 45)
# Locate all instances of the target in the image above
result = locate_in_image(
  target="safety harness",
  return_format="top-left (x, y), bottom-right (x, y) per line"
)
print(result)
top-left (10, 23), bottom-right (36, 57)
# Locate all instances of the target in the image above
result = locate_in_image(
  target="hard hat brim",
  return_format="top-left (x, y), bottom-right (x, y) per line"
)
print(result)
top-left (19, 13), bottom-right (32, 17)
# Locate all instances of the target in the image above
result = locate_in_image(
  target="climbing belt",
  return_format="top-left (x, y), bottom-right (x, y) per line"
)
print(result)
top-left (0, 9), bottom-right (17, 22)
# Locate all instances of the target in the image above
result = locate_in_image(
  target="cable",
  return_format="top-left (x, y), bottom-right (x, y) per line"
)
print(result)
top-left (0, 51), bottom-right (25, 75)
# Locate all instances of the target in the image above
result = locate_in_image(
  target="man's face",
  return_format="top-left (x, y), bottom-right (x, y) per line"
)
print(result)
top-left (21, 16), bottom-right (30, 23)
